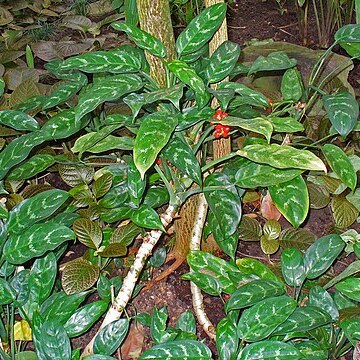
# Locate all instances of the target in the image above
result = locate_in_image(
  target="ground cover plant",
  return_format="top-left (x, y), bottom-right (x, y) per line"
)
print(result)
top-left (0, 0), bottom-right (359, 358)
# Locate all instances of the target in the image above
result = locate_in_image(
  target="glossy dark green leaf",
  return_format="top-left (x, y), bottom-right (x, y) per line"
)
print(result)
top-left (61, 258), bottom-right (100, 295)
top-left (59, 49), bottom-right (142, 73)
top-left (134, 112), bottom-right (177, 178)
top-left (281, 248), bottom-right (305, 286)
top-left (0, 110), bottom-right (39, 131)
top-left (140, 340), bottom-right (212, 360)
top-left (281, 68), bottom-right (303, 102)
top-left (237, 144), bottom-right (326, 172)
top-left (87, 135), bottom-right (134, 153)
top-left (204, 173), bottom-right (241, 237)
top-left (127, 158), bottom-right (146, 207)
top-left (304, 234), bottom-right (345, 279)
top-left (0, 131), bottom-right (46, 180)
top-left (93, 318), bottom-right (129, 355)
top-left (309, 286), bottom-right (339, 320)
top-left (339, 317), bottom-right (360, 345)
top-left (269, 116), bottom-right (304, 133)
top-left (237, 295), bottom-right (297, 342)
top-left (205, 41), bottom-right (241, 83)
top-left (324, 260), bottom-right (360, 290)
top-left (111, 22), bottom-right (166, 58)
top-left (322, 144), bottom-right (356, 190)
top-left (150, 307), bottom-right (168, 344)
top-left (4, 223), bottom-right (75, 264)
top-left (175, 3), bottom-right (226, 55)
top-left (225, 279), bottom-right (285, 313)
top-left (164, 135), bottom-right (201, 185)
top-left (130, 204), bottom-right (164, 230)
top-left (176, 311), bottom-right (196, 334)
top-left (148, 247), bottom-right (166, 268)
top-left (239, 341), bottom-right (302, 360)
top-left (216, 316), bottom-right (238, 360)
top-left (323, 91), bottom-right (359, 138)
top-left (269, 175), bottom-right (309, 228)
top-left (236, 258), bottom-right (280, 282)
top-left (335, 24), bottom-right (360, 43)
top-left (0, 278), bottom-right (16, 305)
top-left (295, 341), bottom-right (328, 360)
top-left (248, 52), bottom-right (297, 75)
top-left (272, 306), bottom-right (332, 335)
top-left (73, 218), bottom-right (102, 249)
top-left (336, 277), bottom-right (360, 302)
top-left (64, 300), bottom-right (108, 337)
top-left (143, 187), bottom-right (169, 208)
top-left (182, 271), bottom-right (222, 296)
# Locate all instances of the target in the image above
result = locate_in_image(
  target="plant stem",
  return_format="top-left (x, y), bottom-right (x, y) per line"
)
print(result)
top-left (201, 152), bottom-right (237, 173)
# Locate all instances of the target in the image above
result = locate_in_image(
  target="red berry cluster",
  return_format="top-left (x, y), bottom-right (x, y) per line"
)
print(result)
top-left (212, 109), bottom-right (230, 139)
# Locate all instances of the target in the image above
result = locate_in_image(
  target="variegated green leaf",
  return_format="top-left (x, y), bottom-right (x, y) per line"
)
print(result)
top-left (0, 131), bottom-right (46, 179)
top-left (225, 279), bottom-right (285, 312)
top-left (272, 306), bottom-right (332, 335)
top-left (269, 116), bottom-right (304, 133)
top-left (237, 295), bottom-right (297, 341)
top-left (269, 175), bottom-right (309, 228)
top-left (322, 144), bottom-right (356, 190)
top-left (143, 187), bottom-right (169, 208)
top-left (164, 135), bottom-right (201, 185)
top-left (187, 250), bottom-right (250, 294)
top-left (93, 319), bottom-right (129, 355)
top-left (182, 271), bottom-right (222, 296)
top-left (324, 260), bottom-right (360, 290)
top-left (335, 24), bottom-right (360, 42)
top-left (4, 223), bottom-right (75, 264)
top-left (7, 189), bottom-right (70, 234)
top-left (218, 116), bottom-right (273, 143)
top-left (175, 3), bottom-right (226, 55)
top-left (205, 41), bottom-right (240, 83)
top-left (150, 307), bottom-right (169, 344)
top-left (236, 258), bottom-right (280, 282)
top-left (204, 173), bottom-right (241, 237)
top-left (237, 144), bottom-right (327, 172)
top-left (218, 82), bottom-right (270, 108)
top-left (323, 91), bottom-right (359, 138)
top-left (75, 74), bottom-right (143, 121)
top-left (58, 49), bottom-right (142, 73)
top-left (167, 60), bottom-right (210, 108)
top-left (0, 278), bottom-right (16, 305)
top-left (130, 204), bottom-right (164, 230)
top-left (304, 234), bottom-right (345, 279)
top-left (281, 68), bottom-right (303, 101)
top-left (8, 154), bottom-right (55, 180)
top-left (216, 316), bottom-right (238, 360)
top-left (239, 341), bottom-right (302, 360)
top-left (281, 248), bottom-right (305, 286)
top-left (248, 51), bottom-right (297, 75)
top-left (41, 109), bottom-right (89, 140)
top-left (124, 84), bottom-right (184, 118)
top-left (61, 258), bottom-right (100, 295)
top-left (134, 112), bottom-right (178, 178)
top-left (111, 22), bottom-right (166, 58)
top-left (295, 340), bottom-right (328, 360)
top-left (140, 340), bottom-right (212, 360)
top-left (339, 317), bottom-right (360, 345)
top-left (0, 110), bottom-right (39, 131)
top-left (309, 286), bottom-right (339, 321)
top-left (127, 159), bottom-right (146, 206)
top-left (87, 135), bottom-right (134, 153)
top-left (64, 300), bottom-right (108, 337)
top-left (336, 277), bottom-right (360, 302)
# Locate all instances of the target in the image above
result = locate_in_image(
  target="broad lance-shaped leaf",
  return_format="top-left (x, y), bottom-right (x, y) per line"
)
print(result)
top-left (218, 116), bottom-right (273, 143)
top-left (336, 277), bottom-right (360, 302)
top-left (0, 131), bottom-right (46, 180)
top-left (204, 173), bottom-right (241, 237)
top-left (0, 278), bottom-right (16, 305)
top-left (281, 68), bottom-right (303, 102)
top-left (218, 82), bottom-right (270, 108)
top-left (127, 158), bottom-right (146, 206)
top-left (130, 204), bottom-right (164, 230)
top-left (323, 91), bottom-right (359, 138)
top-left (58, 48), bottom-right (142, 73)
top-left (0, 110), bottom-right (39, 131)
top-left (239, 341), bottom-right (302, 360)
top-left (281, 248), bottom-right (305, 287)
top-left (4, 223), bottom-right (75, 264)
top-left (309, 286), bottom-right (339, 321)
top-left (216, 316), bottom-right (238, 360)
top-left (111, 22), bottom-right (166, 58)
top-left (223, 157), bottom-right (302, 188)
top-left (322, 144), bottom-right (356, 190)
top-left (335, 24), bottom-right (360, 43)
top-left (272, 306), bottom-right (332, 335)
top-left (269, 116), bottom-right (304, 133)
top-left (236, 258), bottom-right (280, 282)
top-left (7, 189), bottom-right (70, 234)
top-left (182, 271), bottom-right (222, 296)
top-left (8, 154), bottom-right (55, 180)
top-left (304, 234), bottom-right (345, 279)
top-left (86, 135), bottom-right (134, 153)
top-left (75, 74), bottom-right (143, 121)
top-left (237, 144), bottom-right (327, 172)
top-left (176, 3), bottom-right (226, 55)
top-left (205, 40), bottom-right (241, 83)
top-left (167, 60), bottom-right (210, 109)
top-left (151, 306), bottom-right (168, 344)
top-left (237, 295), bottom-right (297, 342)
top-left (248, 51), bottom-right (297, 75)
top-left (225, 279), bottom-right (286, 313)
top-left (134, 112), bottom-right (178, 178)
top-left (269, 175), bottom-right (309, 228)
top-left (163, 135), bottom-right (202, 185)
top-left (140, 340), bottom-right (212, 360)
top-left (295, 341), bottom-right (328, 360)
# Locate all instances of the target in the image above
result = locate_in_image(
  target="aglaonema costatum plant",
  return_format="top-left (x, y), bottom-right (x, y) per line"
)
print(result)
top-left (0, 2), bottom-right (359, 357)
